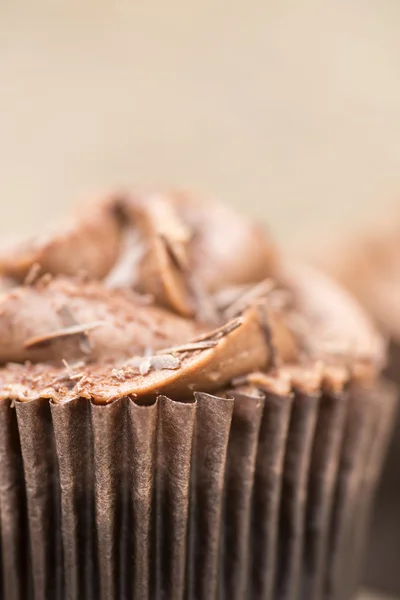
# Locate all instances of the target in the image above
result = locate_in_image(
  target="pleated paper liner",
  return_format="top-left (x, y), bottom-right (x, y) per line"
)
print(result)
top-left (0, 379), bottom-right (396, 600)
top-left (362, 339), bottom-right (400, 595)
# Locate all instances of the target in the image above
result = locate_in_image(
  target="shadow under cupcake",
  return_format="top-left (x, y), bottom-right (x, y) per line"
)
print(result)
top-left (0, 191), bottom-right (395, 600)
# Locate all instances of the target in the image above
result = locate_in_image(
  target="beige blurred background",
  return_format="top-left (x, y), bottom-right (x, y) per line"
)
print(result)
top-left (0, 2), bottom-right (399, 598)
top-left (0, 0), bottom-right (400, 258)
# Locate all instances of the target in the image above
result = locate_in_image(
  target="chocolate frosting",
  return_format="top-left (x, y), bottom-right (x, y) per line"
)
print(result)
top-left (328, 224), bottom-right (400, 342)
top-left (0, 194), bottom-right (123, 281)
top-left (0, 191), bottom-right (385, 403)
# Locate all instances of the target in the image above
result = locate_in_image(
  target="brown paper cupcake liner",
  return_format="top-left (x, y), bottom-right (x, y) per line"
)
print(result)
top-left (362, 340), bottom-right (400, 594)
top-left (323, 385), bottom-right (394, 600)
top-left (303, 389), bottom-right (348, 600)
top-left (0, 382), bottom-right (396, 600)
top-left (344, 386), bottom-right (397, 600)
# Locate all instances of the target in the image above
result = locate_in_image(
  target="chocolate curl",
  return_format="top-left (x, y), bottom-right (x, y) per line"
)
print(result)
top-left (303, 391), bottom-right (348, 600)
top-left (155, 396), bottom-right (196, 600)
top-left (222, 391), bottom-right (265, 600)
top-left (250, 387), bottom-right (293, 600)
top-left (51, 398), bottom-right (97, 600)
top-left (186, 392), bottom-right (233, 600)
top-left (0, 400), bottom-right (29, 600)
top-left (15, 399), bottom-right (63, 599)
top-left (275, 390), bottom-right (320, 600)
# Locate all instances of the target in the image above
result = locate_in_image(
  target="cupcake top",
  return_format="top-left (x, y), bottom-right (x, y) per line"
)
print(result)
top-left (0, 192), bottom-right (385, 403)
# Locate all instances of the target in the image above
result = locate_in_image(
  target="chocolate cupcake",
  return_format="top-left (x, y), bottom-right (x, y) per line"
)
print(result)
top-left (0, 192), bottom-right (395, 600)
top-left (329, 224), bottom-right (400, 596)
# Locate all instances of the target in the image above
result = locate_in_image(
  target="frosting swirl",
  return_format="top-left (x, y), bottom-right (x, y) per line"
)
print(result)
top-left (328, 223), bottom-right (400, 342)
top-left (0, 191), bottom-right (385, 403)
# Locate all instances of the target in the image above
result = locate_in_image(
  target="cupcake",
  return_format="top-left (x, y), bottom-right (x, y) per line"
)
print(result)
top-left (0, 192), bottom-right (395, 600)
top-left (328, 223), bottom-right (400, 596)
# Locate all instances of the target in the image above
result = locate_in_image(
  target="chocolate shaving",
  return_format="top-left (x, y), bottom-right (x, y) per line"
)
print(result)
top-left (161, 233), bottom-right (189, 270)
top-left (222, 278), bottom-right (276, 320)
top-left (149, 354), bottom-right (182, 372)
top-left (50, 359), bottom-right (86, 387)
top-left (68, 371), bottom-right (85, 381)
top-left (59, 304), bottom-right (93, 355)
top-left (111, 369), bottom-right (126, 381)
top-left (139, 357), bottom-right (151, 376)
top-left (256, 304), bottom-right (278, 368)
top-left (156, 340), bottom-right (218, 354)
top-left (123, 353), bottom-right (181, 376)
top-left (74, 374), bottom-right (89, 393)
top-left (23, 263), bottom-right (42, 286)
top-left (61, 359), bottom-right (86, 380)
top-left (36, 273), bottom-right (52, 288)
top-left (104, 229), bottom-right (146, 289)
top-left (192, 316), bottom-right (244, 342)
top-left (24, 321), bottom-right (105, 350)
